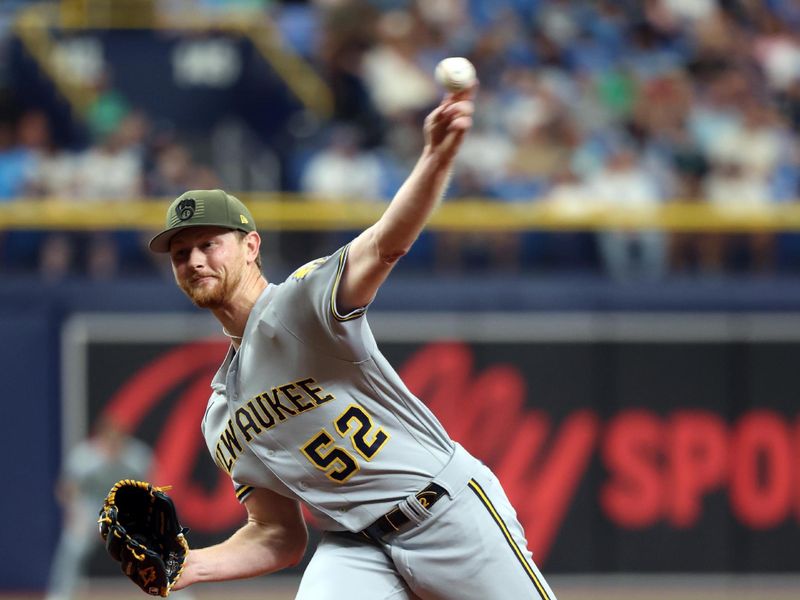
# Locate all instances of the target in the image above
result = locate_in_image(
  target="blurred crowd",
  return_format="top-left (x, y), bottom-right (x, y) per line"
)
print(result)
top-left (2, 0), bottom-right (800, 280)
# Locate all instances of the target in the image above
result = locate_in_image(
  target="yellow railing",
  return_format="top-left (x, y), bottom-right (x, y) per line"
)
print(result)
top-left (2, 197), bottom-right (800, 232)
top-left (58, 0), bottom-right (156, 29)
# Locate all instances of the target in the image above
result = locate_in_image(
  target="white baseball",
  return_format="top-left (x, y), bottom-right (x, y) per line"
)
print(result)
top-left (434, 57), bottom-right (476, 92)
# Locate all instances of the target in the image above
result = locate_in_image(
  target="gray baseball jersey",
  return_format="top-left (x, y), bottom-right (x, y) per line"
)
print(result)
top-left (201, 244), bottom-right (455, 530)
top-left (200, 245), bottom-right (557, 599)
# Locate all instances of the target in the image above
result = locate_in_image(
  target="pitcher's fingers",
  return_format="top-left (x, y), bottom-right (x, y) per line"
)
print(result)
top-left (448, 115), bottom-right (473, 132)
top-left (442, 100), bottom-right (475, 120)
top-left (431, 101), bottom-right (449, 118)
top-left (444, 80), bottom-right (479, 103)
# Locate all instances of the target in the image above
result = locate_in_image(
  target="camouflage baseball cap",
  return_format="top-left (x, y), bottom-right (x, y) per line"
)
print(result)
top-left (148, 189), bottom-right (256, 253)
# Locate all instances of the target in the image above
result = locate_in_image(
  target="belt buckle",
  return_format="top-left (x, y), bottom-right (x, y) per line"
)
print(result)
top-left (416, 488), bottom-right (438, 509)
top-left (362, 482), bottom-right (447, 542)
top-left (415, 481), bottom-right (446, 510)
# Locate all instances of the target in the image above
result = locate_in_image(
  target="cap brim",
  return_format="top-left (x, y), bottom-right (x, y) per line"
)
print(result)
top-left (148, 229), bottom-right (179, 253)
top-left (148, 223), bottom-right (249, 253)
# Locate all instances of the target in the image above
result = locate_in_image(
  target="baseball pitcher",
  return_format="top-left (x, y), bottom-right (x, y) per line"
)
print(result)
top-left (146, 85), bottom-right (557, 600)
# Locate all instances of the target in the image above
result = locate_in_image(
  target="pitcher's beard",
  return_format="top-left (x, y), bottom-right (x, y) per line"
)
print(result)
top-left (179, 269), bottom-right (242, 309)
top-left (183, 279), bottom-right (225, 308)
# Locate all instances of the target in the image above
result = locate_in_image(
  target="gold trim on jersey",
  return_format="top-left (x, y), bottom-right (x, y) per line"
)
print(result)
top-left (468, 479), bottom-right (552, 600)
top-left (235, 485), bottom-right (254, 501)
top-left (331, 245), bottom-right (368, 322)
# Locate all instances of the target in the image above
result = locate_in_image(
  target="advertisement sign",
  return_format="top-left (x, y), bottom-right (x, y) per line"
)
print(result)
top-left (63, 313), bottom-right (800, 572)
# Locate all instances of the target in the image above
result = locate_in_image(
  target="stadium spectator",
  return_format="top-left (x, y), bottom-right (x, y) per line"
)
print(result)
top-left (701, 160), bottom-right (775, 273)
top-left (361, 10), bottom-right (439, 119)
top-left (0, 110), bottom-right (47, 199)
top-left (45, 417), bottom-right (153, 600)
top-left (295, 124), bottom-right (388, 264)
top-left (1, 111), bottom-right (68, 275)
top-left (75, 120), bottom-right (143, 201)
top-left (697, 99), bottom-right (788, 273)
top-left (4, 0), bottom-right (800, 278)
top-left (148, 142), bottom-right (200, 197)
top-left (34, 113), bottom-right (145, 279)
top-left (588, 145), bottom-right (668, 281)
top-left (300, 124), bottom-right (385, 201)
top-left (661, 124), bottom-right (711, 274)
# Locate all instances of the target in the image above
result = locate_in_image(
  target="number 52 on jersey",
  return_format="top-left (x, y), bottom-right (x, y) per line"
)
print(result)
top-left (301, 404), bottom-right (390, 483)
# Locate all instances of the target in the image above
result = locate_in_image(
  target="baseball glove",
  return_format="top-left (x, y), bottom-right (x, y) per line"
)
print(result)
top-left (98, 479), bottom-right (189, 597)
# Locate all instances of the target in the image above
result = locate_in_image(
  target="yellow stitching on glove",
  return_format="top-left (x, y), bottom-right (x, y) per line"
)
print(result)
top-left (166, 536), bottom-right (190, 595)
top-left (130, 548), bottom-right (146, 561)
top-left (104, 480), bottom-right (173, 507)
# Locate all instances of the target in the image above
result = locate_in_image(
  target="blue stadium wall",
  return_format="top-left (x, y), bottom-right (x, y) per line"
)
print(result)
top-left (4, 274), bottom-right (800, 591)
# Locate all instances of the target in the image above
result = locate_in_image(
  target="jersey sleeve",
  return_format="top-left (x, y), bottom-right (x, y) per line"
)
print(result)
top-left (272, 244), bottom-right (376, 362)
top-left (234, 481), bottom-right (255, 504)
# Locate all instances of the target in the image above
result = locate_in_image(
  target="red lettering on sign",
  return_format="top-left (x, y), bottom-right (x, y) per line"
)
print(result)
top-left (513, 410), bottom-right (599, 559)
top-left (400, 341), bottom-right (474, 440)
top-left (796, 417), bottom-right (800, 522)
top-left (99, 337), bottom-right (800, 556)
top-left (730, 410), bottom-right (792, 529)
top-left (600, 410), bottom-right (663, 528)
top-left (600, 408), bottom-right (798, 531)
top-left (667, 411), bottom-right (728, 528)
top-left (104, 341), bottom-right (224, 427)
top-left (401, 341), bottom-right (599, 560)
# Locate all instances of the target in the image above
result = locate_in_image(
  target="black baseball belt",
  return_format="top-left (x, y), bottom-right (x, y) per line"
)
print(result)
top-left (359, 481), bottom-right (448, 541)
